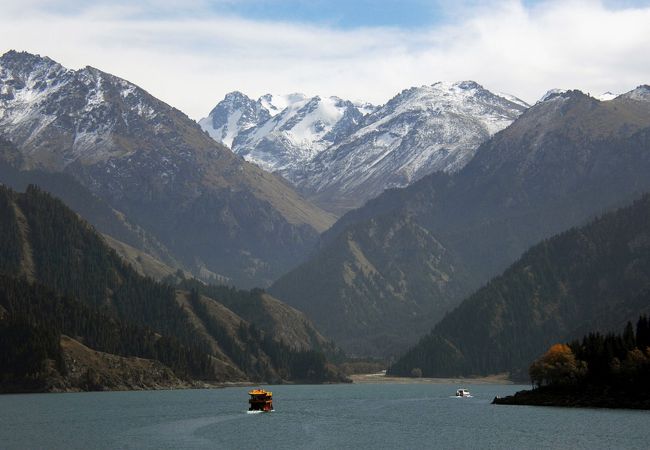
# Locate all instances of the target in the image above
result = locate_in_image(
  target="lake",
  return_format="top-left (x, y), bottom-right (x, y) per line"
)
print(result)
top-left (1, 383), bottom-right (648, 449)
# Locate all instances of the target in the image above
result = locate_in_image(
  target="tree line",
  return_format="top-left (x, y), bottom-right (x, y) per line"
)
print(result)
top-left (0, 273), bottom-right (213, 385)
top-left (530, 315), bottom-right (650, 391)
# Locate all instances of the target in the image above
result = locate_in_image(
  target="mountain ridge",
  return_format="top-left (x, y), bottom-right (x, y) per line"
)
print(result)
top-left (200, 81), bottom-right (528, 214)
top-left (0, 50), bottom-right (334, 287)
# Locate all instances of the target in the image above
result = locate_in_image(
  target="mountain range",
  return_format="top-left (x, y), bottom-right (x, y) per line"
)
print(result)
top-left (3, 48), bottom-right (650, 381)
top-left (200, 82), bottom-right (528, 213)
top-left (270, 86), bottom-right (650, 357)
top-left (200, 92), bottom-right (371, 182)
top-left (0, 50), bottom-right (334, 288)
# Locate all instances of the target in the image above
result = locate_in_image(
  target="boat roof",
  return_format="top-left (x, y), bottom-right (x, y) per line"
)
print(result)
top-left (249, 389), bottom-right (272, 395)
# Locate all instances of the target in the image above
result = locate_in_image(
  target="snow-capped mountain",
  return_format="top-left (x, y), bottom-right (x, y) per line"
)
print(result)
top-left (541, 89), bottom-right (625, 103)
top-left (0, 51), bottom-right (143, 168)
top-left (198, 91), bottom-right (270, 148)
top-left (0, 50), bottom-right (334, 288)
top-left (201, 82), bottom-right (527, 214)
top-left (200, 92), bottom-right (369, 181)
top-left (539, 88), bottom-right (569, 102)
top-left (620, 84), bottom-right (650, 102)
top-left (299, 81), bottom-right (529, 213)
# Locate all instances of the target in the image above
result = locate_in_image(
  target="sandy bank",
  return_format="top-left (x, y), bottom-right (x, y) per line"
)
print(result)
top-left (350, 372), bottom-right (514, 385)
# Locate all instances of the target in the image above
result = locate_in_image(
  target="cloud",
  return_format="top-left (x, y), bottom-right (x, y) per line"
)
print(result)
top-left (1, 0), bottom-right (649, 119)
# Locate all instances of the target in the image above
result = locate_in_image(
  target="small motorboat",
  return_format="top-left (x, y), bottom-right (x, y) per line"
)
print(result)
top-left (248, 389), bottom-right (274, 412)
top-left (455, 388), bottom-right (472, 398)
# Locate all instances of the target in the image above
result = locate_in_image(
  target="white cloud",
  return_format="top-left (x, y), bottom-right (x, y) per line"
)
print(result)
top-left (1, 0), bottom-right (649, 119)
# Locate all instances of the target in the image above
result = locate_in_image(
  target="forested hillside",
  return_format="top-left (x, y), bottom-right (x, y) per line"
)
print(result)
top-left (388, 194), bottom-right (650, 378)
top-left (0, 185), bottom-right (346, 392)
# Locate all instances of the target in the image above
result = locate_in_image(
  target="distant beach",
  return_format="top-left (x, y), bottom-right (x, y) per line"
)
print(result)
top-left (350, 372), bottom-right (514, 385)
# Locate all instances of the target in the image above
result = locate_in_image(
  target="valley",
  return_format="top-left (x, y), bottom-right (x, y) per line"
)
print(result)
top-left (2, 49), bottom-right (650, 397)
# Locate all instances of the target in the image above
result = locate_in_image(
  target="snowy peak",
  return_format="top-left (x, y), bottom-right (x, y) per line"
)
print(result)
top-left (353, 101), bottom-right (377, 115)
top-left (198, 91), bottom-right (270, 148)
top-left (200, 91), bottom-right (369, 177)
top-left (538, 89), bottom-right (599, 105)
top-left (264, 95), bottom-right (358, 145)
top-left (0, 50), bottom-right (66, 78)
top-left (198, 80), bottom-right (528, 214)
top-left (260, 93), bottom-right (308, 116)
top-left (539, 88), bottom-right (569, 102)
top-left (299, 81), bottom-right (529, 213)
top-left (0, 51), bottom-right (72, 106)
top-left (620, 85), bottom-right (650, 102)
top-left (363, 81), bottom-right (528, 134)
top-left (0, 50), bottom-right (190, 169)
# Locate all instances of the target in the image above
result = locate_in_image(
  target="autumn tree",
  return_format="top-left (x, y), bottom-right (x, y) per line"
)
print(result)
top-left (529, 343), bottom-right (586, 387)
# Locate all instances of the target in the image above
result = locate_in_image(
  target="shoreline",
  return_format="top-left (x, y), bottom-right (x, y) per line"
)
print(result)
top-left (493, 386), bottom-right (650, 410)
top-left (2, 373), bottom-right (516, 395)
top-left (349, 372), bottom-right (514, 385)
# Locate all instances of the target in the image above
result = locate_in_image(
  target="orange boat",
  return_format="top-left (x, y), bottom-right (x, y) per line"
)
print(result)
top-left (248, 389), bottom-right (274, 412)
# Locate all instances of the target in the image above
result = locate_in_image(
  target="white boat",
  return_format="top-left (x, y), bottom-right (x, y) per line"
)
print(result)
top-left (455, 388), bottom-right (472, 397)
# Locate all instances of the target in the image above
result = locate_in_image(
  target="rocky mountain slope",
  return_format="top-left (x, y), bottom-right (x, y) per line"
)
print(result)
top-left (388, 194), bottom-right (650, 378)
top-left (299, 81), bottom-right (529, 213)
top-left (201, 82), bottom-right (527, 214)
top-left (0, 50), bottom-right (334, 287)
top-left (198, 91), bottom-right (272, 148)
top-left (269, 213), bottom-right (471, 356)
top-left (271, 86), bottom-right (650, 357)
top-left (0, 137), bottom-right (182, 272)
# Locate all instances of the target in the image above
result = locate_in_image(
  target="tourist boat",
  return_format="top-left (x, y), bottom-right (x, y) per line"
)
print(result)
top-left (248, 389), bottom-right (274, 412)
top-left (455, 388), bottom-right (472, 397)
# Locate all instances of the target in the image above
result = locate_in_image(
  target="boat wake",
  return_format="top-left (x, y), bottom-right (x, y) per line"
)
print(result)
top-left (246, 410), bottom-right (274, 414)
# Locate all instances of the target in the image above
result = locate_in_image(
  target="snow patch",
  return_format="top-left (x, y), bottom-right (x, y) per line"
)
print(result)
top-left (539, 89), bottom-right (568, 102)
top-left (621, 85), bottom-right (650, 102)
top-left (596, 91), bottom-right (617, 101)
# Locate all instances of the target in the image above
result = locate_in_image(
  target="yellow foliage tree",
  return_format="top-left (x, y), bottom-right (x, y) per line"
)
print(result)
top-left (529, 344), bottom-right (586, 387)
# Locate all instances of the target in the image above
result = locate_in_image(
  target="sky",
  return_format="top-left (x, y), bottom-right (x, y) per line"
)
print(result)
top-left (1, 0), bottom-right (650, 119)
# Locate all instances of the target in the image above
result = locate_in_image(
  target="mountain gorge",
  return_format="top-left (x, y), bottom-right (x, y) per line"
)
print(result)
top-left (388, 194), bottom-right (650, 378)
top-left (0, 50), bottom-right (334, 288)
top-left (271, 87), bottom-right (650, 357)
top-left (201, 82), bottom-right (527, 214)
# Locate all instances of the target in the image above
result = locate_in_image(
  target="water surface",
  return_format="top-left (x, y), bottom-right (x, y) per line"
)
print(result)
top-left (1, 383), bottom-right (648, 449)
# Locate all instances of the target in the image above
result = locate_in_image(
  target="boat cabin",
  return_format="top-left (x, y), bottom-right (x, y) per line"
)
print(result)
top-left (456, 388), bottom-right (471, 397)
top-left (248, 389), bottom-right (273, 412)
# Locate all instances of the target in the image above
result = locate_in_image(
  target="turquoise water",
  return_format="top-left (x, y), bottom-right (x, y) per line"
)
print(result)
top-left (1, 383), bottom-right (648, 449)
